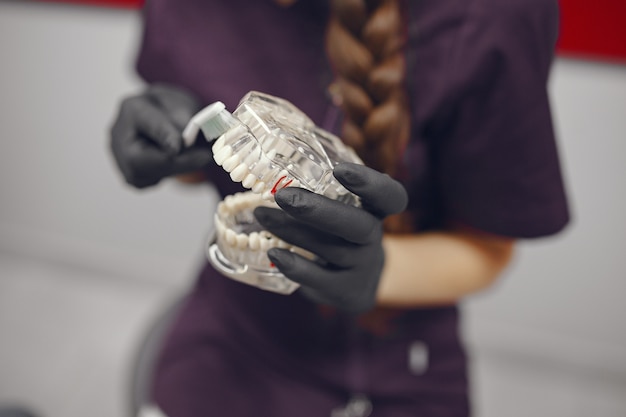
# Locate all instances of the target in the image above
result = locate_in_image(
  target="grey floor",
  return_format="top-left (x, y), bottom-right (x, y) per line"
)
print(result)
top-left (0, 253), bottom-right (179, 417)
top-left (1, 251), bottom-right (626, 417)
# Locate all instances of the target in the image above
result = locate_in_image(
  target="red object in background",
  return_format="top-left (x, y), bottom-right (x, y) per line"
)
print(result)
top-left (37, 0), bottom-right (143, 8)
top-left (37, 0), bottom-right (626, 63)
top-left (557, 0), bottom-right (626, 62)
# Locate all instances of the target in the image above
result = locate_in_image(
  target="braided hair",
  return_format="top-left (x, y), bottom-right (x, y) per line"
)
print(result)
top-left (326, 0), bottom-right (414, 233)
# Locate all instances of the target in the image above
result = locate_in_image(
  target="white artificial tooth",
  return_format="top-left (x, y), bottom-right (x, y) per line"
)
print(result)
top-left (257, 134), bottom-right (272, 153)
top-left (260, 236), bottom-right (270, 251)
top-left (217, 202), bottom-right (228, 217)
top-left (249, 232), bottom-right (260, 251)
top-left (233, 196), bottom-right (246, 213)
top-left (243, 191), bottom-right (257, 205)
top-left (222, 126), bottom-right (241, 145)
top-left (288, 179), bottom-right (300, 188)
top-left (265, 148), bottom-right (277, 162)
top-left (262, 190), bottom-right (274, 201)
top-left (243, 173), bottom-right (257, 189)
top-left (265, 170), bottom-right (290, 192)
top-left (268, 238), bottom-right (279, 249)
top-left (212, 136), bottom-right (225, 153)
top-left (260, 167), bottom-right (279, 183)
top-left (244, 147), bottom-right (261, 167)
top-left (252, 155), bottom-right (270, 173)
top-left (223, 196), bottom-right (235, 213)
top-left (252, 181), bottom-right (266, 194)
top-left (224, 124), bottom-right (243, 143)
top-left (248, 122), bottom-right (263, 138)
top-left (277, 239), bottom-right (289, 249)
top-left (222, 154), bottom-right (241, 172)
top-left (230, 163), bottom-right (249, 182)
top-left (240, 196), bottom-right (254, 212)
top-left (225, 229), bottom-right (236, 246)
top-left (236, 233), bottom-right (248, 249)
top-left (238, 139), bottom-right (255, 155)
top-left (214, 216), bottom-right (224, 232)
top-left (213, 145), bottom-right (233, 166)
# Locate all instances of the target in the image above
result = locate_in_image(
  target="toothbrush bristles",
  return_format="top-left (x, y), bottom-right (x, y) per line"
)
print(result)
top-left (202, 110), bottom-right (239, 140)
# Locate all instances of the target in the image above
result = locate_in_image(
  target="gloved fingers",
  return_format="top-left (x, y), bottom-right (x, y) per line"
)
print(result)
top-left (114, 141), bottom-right (211, 188)
top-left (333, 162), bottom-right (408, 218)
top-left (267, 248), bottom-right (336, 291)
top-left (109, 121), bottom-right (160, 188)
top-left (119, 95), bottom-right (183, 155)
top-left (268, 248), bottom-right (379, 313)
top-left (119, 140), bottom-right (172, 188)
top-left (109, 118), bottom-right (134, 182)
top-left (146, 84), bottom-right (201, 131)
top-left (127, 140), bottom-right (212, 176)
top-left (296, 286), bottom-right (334, 308)
top-left (273, 187), bottom-right (381, 245)
top-left (297, 286), bottom-right (375, 314)
top-left (167, 148), bottom-right (215, 176)
top-left (110, 100), bottom-right (138, 158)
top-left (254, 206), bottom-right (362, 268)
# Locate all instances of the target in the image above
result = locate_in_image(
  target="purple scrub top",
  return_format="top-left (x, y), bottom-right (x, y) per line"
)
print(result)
top-left (134, 0), bottom-right (570, 416)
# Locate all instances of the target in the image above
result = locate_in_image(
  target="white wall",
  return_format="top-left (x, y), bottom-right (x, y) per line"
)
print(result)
top-left (0, 0), bottom-right (218, 287)
top-left (464, 58), bottom-right (626, 416)
top-left (0, 1), bottom-right (625, 416)
top-left (465, 58), bottom-right (626, 362)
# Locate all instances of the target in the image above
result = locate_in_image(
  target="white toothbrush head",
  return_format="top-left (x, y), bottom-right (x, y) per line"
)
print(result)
top-left (182, 101), bottom-right (240, 147)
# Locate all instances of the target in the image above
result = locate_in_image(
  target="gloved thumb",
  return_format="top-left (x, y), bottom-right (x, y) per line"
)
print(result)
top-left (147, 84), bottom-right (202, 131)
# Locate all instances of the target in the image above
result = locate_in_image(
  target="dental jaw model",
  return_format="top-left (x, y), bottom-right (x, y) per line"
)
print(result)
top-left (183, 91), bottom-right (363, 294)
top-left (209, 191), bottom-right (308, 294)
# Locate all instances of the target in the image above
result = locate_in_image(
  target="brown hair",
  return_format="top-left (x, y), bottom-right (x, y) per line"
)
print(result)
top-left (326, 0), bottom-right (414, 233)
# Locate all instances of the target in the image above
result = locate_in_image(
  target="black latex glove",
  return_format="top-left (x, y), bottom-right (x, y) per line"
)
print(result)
top-left (254, 163), bottom-right (408, 313)
top-left (110, 84), bottom-right (213, 188)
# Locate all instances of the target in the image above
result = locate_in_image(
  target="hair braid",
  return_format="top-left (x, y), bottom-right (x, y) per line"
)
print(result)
top-left (326, 0), bottom-right (414, 233)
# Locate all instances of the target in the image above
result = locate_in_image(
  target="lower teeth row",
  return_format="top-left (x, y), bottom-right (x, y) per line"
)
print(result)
top-left (214, 191), bottom-right (306, 271)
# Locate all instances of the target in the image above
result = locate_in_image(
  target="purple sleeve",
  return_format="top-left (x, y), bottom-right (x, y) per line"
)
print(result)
top-left (434, 2), bottom-right (570, 238)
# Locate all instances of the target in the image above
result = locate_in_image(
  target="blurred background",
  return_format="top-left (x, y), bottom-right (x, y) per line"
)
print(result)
top-left (0, 0), bottom-right (625, 416)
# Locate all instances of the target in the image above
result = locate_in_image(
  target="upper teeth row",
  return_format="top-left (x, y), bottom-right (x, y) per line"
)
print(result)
top-left (212, 118), bottom-right (301, 201)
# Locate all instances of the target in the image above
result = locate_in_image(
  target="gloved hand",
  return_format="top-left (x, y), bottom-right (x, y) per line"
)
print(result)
top-left (254, 162), bottom-right (408, 313)
top-left (110, 84), bottom-right (213, 188)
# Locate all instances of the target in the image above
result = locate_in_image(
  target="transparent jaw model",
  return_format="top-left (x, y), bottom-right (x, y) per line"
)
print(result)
top-left (183, 91), bottom-right (363, 294)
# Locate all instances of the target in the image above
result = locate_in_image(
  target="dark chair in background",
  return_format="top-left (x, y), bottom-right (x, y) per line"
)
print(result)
top-left (127, 293), bottom-right (187, 417)
top-left (0, 408), bottom-right (40, 417)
